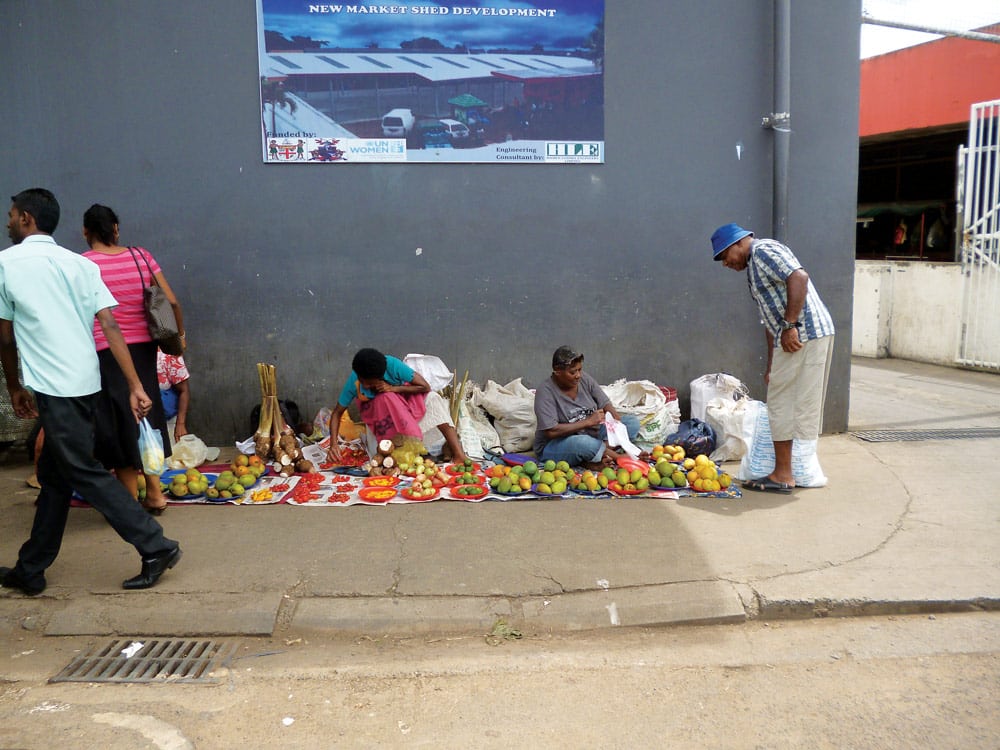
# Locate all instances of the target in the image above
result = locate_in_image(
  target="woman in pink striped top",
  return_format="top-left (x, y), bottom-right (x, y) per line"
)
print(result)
top-left (83, 205), bottom-right (185, 514)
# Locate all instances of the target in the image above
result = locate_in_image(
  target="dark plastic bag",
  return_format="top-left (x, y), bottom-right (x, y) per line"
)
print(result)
top-left (666, 418), bottom-right (717, 458)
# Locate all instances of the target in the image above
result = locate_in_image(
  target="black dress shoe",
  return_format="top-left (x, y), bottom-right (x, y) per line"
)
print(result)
top-left (0, 566), bottom-right (46, 596)
top-left (122, 546), bottom-right (182, 590)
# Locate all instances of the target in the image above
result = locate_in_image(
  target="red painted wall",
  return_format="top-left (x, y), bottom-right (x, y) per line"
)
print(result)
top-left (860, 24), bottom-right (1000, 137)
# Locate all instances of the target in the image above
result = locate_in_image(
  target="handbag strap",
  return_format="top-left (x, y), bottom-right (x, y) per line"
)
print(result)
top-left (127, 246), bottom-right (159, 288)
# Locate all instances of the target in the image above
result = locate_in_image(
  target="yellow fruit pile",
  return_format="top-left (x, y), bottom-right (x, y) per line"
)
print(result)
top-left (683, 454), bottom-right (732, 492)
top-left (651, 443), bottom-right (686, 462)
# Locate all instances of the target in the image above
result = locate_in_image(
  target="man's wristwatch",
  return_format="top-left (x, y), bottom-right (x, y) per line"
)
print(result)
top-left (780, 319), bottom-right (801, 331)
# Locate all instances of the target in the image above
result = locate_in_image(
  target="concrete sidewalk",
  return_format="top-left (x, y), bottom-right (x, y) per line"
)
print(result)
top-left (1, 357), bottom-right (998, 637)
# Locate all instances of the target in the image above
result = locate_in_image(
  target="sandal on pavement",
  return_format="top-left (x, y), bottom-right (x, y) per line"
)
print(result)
top-left (742, 477), bottom-right (793, 494)
top-left (142, 501), bottom-right (168, 516)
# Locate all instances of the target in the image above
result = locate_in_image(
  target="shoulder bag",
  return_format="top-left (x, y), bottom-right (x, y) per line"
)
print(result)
top-left (128, 247), bottom-right (184, 356)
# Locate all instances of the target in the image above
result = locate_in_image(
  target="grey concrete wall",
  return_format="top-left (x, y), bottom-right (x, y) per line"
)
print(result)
top-left (0, 1), bottom-right (859, 443)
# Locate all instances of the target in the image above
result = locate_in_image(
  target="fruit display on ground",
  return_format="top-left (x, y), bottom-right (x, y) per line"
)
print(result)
top-left (205, 454), bottom-right (267, 500)
top-left (682, 454), bottom-right (732, 492)
top-left (153, 446), bottom-right (737, 504)
top-left (607, 466), bottom-right (651, 494)
top-left (450, 469), bottom-right (485, 487)
top-left (400, 478), bottom-right (439, 500)
top-left (162, 468), bottom-right (212, 499)
top-left (445, 458), bottom-right (481, 476)
top-left (651, 443), bottom-right (686, 463)
top-left (450, 483), bottom-right (488, 498)
top-left (484, 459), bottom-right (571, 496)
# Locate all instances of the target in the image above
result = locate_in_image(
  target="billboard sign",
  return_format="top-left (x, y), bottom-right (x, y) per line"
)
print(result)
top-left (257, 1), bottom-right (605, 163)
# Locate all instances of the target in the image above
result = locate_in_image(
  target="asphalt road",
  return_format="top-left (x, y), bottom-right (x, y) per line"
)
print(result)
top-left (1, 612), bottom-right (998, 749)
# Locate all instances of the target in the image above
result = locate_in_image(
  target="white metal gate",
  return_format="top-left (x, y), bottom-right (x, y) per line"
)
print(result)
top-left (958, 99), bottom-right (1000, 371)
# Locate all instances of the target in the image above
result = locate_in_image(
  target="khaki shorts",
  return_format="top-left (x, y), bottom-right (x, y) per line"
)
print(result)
top-left (766, 335), bottom-right (834, 442)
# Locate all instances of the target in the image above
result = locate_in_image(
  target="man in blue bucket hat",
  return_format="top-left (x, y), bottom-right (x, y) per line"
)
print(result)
top-left (711, 223), bottom-right (835, 493)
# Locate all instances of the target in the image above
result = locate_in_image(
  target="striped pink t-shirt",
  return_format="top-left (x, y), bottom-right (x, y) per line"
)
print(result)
top-left (83, 246), bottom-right (162, 350)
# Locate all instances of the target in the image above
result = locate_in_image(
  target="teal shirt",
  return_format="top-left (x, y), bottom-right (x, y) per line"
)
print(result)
top-left (337, 355), bottom-right (415, 407)
top-left (0, 235), bottom-right (117, 397)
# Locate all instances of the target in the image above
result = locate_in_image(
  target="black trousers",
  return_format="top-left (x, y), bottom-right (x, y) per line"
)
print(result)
top-left (12, 391), bottom-right (177, 588)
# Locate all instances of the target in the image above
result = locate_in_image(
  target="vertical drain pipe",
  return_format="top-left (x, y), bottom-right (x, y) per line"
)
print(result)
top-left (766, 0), bottom-right (791, 242)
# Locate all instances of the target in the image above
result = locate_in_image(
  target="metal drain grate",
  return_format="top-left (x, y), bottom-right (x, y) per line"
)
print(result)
top-left (50, 638), bottom-right (236, 684)
top-left (852, 428), bottom-right (1000, 442)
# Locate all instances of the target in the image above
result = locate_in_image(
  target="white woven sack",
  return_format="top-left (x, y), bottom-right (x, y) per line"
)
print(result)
top-left (456, 399), bottom-right (501, 460)
top-left (705, 396), bottom-right (752, 462)
top-left (403, 353), bottom-right (454, 392)
top-left (470, 378), bottom-right (536, 452)
top-left (602, 378), bottom-right (678, 446)
top-left (735, 400), bottom-right (828, 487)
top-left (690, 373), bottom-right (750, 422)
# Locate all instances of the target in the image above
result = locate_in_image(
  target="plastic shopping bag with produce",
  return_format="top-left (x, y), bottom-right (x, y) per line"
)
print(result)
top-left (138, 417), bottom-right (166, 476)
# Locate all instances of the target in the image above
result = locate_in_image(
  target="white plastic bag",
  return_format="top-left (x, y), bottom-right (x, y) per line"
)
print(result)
top-left (736, 400), bottom-right (827, 487)
top-left (312, 406), bottom-right (333, 438)
top-left (456, 399), bottom-right (502, 460)
top-left (138, 417), bottom-right (165, 476)
top-left (403, 353), bottom-right (454, 392)
top-left (604, 412), bottom-right (641, 458)
top-left (166, 434), bottom-right (219, 469)
top-left (705, 396), bottom-right (753, 462)
top-left (602, 378), bottom-right (679, 446)
top-left (690, 373), bottom-right (750, 422)
top-left (470, 378), bottom-right (536, 453)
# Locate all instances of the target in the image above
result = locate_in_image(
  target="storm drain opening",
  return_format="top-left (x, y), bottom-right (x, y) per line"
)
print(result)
top-left (852, 428), bottom-right (1000, 442)
top-left (50, 638), bottom-right (237, 684)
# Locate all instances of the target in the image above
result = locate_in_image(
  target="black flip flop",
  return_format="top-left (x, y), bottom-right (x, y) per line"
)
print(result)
top-left (742, 477), bottom-right (793, 494)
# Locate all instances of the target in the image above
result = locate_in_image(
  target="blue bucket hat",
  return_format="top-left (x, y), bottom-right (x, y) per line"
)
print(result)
top-left (711, 223), bottom-right (753, 260)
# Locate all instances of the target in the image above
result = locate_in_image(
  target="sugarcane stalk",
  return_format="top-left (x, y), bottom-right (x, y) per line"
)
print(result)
top-left (450, 369), bottom-right (469, 426)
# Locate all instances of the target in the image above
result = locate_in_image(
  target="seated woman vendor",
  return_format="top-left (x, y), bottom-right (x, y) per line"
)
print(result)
top-left (533, 346), bottom-right (641, 470)
top-left (326, 348), bottom-right (467, 464)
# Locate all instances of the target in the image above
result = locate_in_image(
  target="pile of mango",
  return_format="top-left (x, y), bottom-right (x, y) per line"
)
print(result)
top-left (487, 462), bottom-right (533, 495)
top-left (651, 443), bottom-right (686, 462)
top-left (569, 469), bottom-right (604, 492)
top-left (682, 454), bottom-right (732, 492)
top-left (486, 459), bottom-right (572, 495)
top-left (648, 458), bottom-right (689, 489)
top-left (164, 468), bottom-right (211, 499)
top-left (533, 459), bottom-right (572, 494)
top-left (610, 466), bottom-right (651, 492)
top-left (207, 454), bottom-right (267, 500)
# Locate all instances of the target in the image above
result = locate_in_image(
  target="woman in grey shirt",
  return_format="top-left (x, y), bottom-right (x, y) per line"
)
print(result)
top-left (533, 346), bottom-right (640, 470)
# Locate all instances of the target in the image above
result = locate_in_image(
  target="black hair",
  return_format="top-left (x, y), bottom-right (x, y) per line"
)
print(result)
top-left (352, 348), bottom-right (387, 379)
top-left (10, 188), bottom-right (60, 234)
top-left (83, 204), bottom-right (120, 246)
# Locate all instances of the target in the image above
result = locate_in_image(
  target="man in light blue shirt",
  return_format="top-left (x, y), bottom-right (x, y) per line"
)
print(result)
top-left (0, 188), bottom-right (181, 594)
top-left (712, 223), bottom-right (835, 494)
